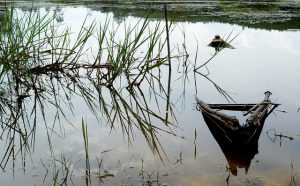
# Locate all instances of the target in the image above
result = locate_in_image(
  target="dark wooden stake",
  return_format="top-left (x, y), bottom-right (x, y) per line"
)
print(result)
top-left (164, 4), bottom-right (172, 125)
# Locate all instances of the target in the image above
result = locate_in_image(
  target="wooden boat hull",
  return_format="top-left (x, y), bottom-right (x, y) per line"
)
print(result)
top-left (196, 91), bottom-right (279, 175)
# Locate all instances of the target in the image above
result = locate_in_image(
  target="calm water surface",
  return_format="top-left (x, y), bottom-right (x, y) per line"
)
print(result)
top-left (1, 5), bottom-right (300, 186)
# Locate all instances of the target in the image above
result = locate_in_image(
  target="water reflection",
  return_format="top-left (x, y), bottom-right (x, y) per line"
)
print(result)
top-left (1, 3), bottom-right (300, 186)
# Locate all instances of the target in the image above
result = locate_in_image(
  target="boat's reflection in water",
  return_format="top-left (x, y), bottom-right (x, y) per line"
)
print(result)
top-left (207, 117), bottom-right (264, 176)
top-left (196, 91), bottom-right (279, 175)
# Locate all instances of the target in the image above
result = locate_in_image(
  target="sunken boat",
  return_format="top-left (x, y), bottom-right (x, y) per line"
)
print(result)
top-left (195, 91), bottom-right (279, 175)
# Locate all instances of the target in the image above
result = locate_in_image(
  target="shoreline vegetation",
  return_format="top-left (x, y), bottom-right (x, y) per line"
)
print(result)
top-left (1, 0), bottom-right (300, 30)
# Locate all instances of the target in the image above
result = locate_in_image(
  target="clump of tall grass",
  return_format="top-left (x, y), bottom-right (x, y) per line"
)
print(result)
top-left (0, 3), bottom-right (236, 173)
top-left (0, 5), bottom-right (188, 170)
top-left (0, 7), bottom-right (98, 170)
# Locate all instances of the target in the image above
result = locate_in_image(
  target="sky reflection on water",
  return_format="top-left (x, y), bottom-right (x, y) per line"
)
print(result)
top-left (1, 6), bottom-right (300, 186)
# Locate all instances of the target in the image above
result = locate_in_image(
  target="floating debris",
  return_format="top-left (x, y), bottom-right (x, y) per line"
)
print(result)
top-left (266, 128), bottom-right (294, 147)
top-left (208, 35), bottom-right (235, 51)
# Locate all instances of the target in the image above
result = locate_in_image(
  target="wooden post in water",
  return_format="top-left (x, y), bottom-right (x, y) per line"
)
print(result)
top-left (164, 4), bottom-right (172, 125)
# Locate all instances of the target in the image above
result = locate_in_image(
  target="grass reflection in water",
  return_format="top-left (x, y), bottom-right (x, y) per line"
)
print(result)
top-left (0, 5), bottom-right (237, 185)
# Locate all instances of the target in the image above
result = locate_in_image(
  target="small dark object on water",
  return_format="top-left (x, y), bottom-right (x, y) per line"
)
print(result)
top-left (208, 35), bottom-right (235, 51)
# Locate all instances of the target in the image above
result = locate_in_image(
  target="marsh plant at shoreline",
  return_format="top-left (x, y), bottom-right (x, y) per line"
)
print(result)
top-left (0, 7), bottom-right (193, 170)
